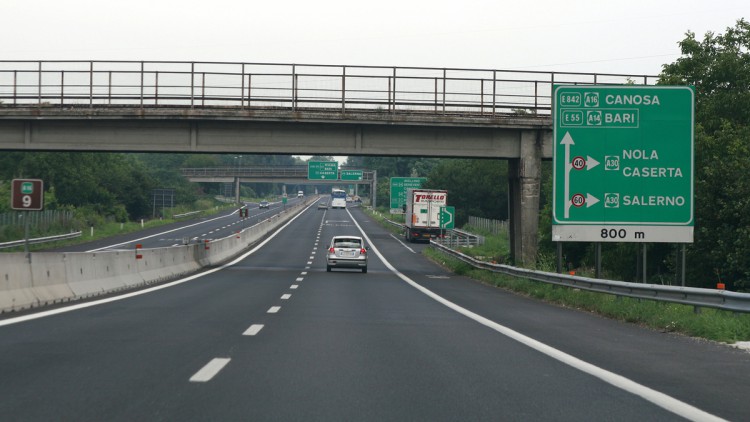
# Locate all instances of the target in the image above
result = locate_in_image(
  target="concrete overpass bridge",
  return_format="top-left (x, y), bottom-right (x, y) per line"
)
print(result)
top-left (182, 166), bottom-right (377, 205)
top-left (0, 60), bottom-right (658, 264)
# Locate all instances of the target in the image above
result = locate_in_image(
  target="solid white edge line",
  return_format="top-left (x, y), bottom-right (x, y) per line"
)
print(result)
top-left (346, 208), bottom-right (725, 422)
top-left (243, 324), bottom-right (264, 336)
top-left (389, 233), bottom-right (416, 253)
top-left (189, 358), bottom-right (231, 382)
top-left (0, 201), bottom-right (319, 328)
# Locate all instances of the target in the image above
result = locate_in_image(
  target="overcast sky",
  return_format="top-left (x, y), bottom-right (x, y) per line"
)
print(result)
top-left (1, 0), bottom-right (745, 76)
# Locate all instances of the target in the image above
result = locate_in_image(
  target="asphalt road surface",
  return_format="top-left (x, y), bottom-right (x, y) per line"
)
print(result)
top-left (1, 203), bottom-right (748, 421)
top-left (51, 197), bottom-right (307, 252)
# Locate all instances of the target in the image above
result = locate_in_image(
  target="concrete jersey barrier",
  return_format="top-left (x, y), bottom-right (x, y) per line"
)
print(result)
top-left (0, 199), bottom-right (312, 314)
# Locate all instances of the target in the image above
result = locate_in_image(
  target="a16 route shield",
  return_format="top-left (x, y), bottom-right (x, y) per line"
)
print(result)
top-left (552, 85), bottom-right (694, 243)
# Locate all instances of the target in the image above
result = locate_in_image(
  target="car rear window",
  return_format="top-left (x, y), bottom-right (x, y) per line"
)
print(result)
top-left (334, 239), bottom-right (361, 248)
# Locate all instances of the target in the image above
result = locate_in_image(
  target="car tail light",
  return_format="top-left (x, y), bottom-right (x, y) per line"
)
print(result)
top-left (329, 247), bottom-right (335, 253)
top-left (360, 248), bottom-right (367, 254)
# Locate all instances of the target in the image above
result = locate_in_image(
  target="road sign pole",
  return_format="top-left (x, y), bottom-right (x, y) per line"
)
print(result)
top-left (24, 213), bottom-right (30, 262)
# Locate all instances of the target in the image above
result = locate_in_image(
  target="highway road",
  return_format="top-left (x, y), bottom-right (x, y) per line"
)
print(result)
top-left (52, 196), bottom-right (309, 252)
top-left (1, 203), bottom-right (749, 421)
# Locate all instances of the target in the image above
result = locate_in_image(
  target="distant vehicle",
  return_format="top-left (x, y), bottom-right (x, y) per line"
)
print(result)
top-left (331, 188), bottom-right (347, 209)
top-left (345, 196), bottom-right (353, 203)
top-left (326, 236), bottom-right (368, 273)
top-left (297, 191), bottom-right (304, 198)
top-left (259, 201), bottom-right (270, 209)
top-left (317, 201), bottom-right (328, 210)
top-left (404, 188), bottom-right (448, 243)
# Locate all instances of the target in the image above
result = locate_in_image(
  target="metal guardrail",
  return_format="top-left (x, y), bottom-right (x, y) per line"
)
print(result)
top-left (0, 231), bottom-right (82, 249)
top-left (437, 228), bottom-right (485, 247)
top-left (431, 242), bottom-right (750, 314)
top-left (172, 211), bottom-right (202, 218)
top-left (381, 217), bottom-right (483, 246)
top-left (0, 60), bottom-right (658, 117)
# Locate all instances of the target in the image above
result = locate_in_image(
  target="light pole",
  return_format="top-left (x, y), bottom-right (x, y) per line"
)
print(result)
top-left (234, 155), bottom-right (242, 205)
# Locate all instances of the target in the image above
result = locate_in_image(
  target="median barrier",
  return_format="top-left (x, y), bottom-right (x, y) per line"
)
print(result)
top-left (0, 253), bottom-right (37, 311)
top-left (29, 253), bottom-right (75, 306)
top-left (0, 199), bottom-right (312, 314)
top-left (64, 251), bottom-right (139, 298)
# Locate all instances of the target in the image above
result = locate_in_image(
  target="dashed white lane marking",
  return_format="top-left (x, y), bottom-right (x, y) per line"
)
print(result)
top-left (267, 306), bottom-right (281, 314)
top-left (243, 324), bottom-right (264, 336)
top-left (0, 201), bottom-right (321, 329)
top-left (189, 358), bottom-right (231, 382)
top-left (309, 256), bottom-right (314, 259)
top-left (307, 261), bottom-right (312, 265)
top-left (301, 272), bottom-right (308, 275)
top-left (290, 285), bottom-right (299, 289)
top-left (346, 208), bottom-right (726, 422)
top-left (296, 277), bottom-right (304, 282)
top-left (281, 294), bottom-right (292, 300)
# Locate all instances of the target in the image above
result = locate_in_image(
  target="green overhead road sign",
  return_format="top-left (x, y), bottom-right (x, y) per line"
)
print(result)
top-left (552, 85), bottom-right (694, 243)
top-left (308, 161), bottom-right (338, 180)
top-left (439, 206), bottom-right (455, 229)
top-left (340, 170), bottom-right (363, 181)
top-left (390, 177), bottom-right (426, 213)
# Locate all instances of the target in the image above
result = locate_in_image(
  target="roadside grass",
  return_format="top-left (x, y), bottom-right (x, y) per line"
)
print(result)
top-left (423, 247), bottom-right (750, 343)
top-left (367, 207), bottom-right (405, 237)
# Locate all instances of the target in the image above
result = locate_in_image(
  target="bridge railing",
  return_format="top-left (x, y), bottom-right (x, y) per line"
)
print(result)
top-left (180, 166), bottom-right (375, 181)
top-left (0, 60), bottom-right (658, 117)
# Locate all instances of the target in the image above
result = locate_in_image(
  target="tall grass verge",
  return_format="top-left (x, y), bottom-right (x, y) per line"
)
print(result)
top-left (425, 247), bottom-right (750, 344)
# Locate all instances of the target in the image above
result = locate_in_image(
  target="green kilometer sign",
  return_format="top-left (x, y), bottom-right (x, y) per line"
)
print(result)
top-left (340, 170), bottom-right (363, 181)
top-left (308, 161), bottom-right (338, 180)
top-left (389, 177), bottom-right (426, 213)
top-left (552, 85), bottom-right (694, 243)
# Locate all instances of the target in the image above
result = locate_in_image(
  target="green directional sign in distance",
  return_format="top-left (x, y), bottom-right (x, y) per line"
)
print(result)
top-left (308, 161), bottom-right (338, 180)
top-left (340, 170), bottom-right (363, 181)
top-left (440, 206), bottom-right (455, 229)
top-left (389, 177), bottom-right (426, 213)
top-left (552, 85), bottom-right (694, 243)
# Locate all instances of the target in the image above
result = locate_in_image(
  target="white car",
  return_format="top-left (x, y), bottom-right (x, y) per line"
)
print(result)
top-left (326, 236), bottom-right (368, 273)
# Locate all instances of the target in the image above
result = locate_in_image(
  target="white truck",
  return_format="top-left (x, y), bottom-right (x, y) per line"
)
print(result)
top-left (404, 188), bottom-right (448, 243)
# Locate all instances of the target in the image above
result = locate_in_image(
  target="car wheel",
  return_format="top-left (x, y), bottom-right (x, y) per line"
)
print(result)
top-left (326, 265), bottom-right (331, 272)
top-left (362, 267), bottom-right (367, 273)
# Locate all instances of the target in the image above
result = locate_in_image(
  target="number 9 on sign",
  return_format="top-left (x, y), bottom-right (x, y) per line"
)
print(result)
top-left (22, 195), bottom-right (32, 208)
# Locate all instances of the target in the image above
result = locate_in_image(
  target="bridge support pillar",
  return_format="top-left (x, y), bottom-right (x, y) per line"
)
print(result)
top-left (508, 130), bottom-right (542, 266)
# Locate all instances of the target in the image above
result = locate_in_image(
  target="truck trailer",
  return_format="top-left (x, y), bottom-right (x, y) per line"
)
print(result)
top-left (404, 188), bottom-right (448, 243)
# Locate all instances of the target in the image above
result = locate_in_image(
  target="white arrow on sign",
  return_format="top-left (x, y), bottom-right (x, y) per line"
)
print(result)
top-left (586, 156), bottom-right (600, 170)
top-left (586, 193), bottom-right (600, 208)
